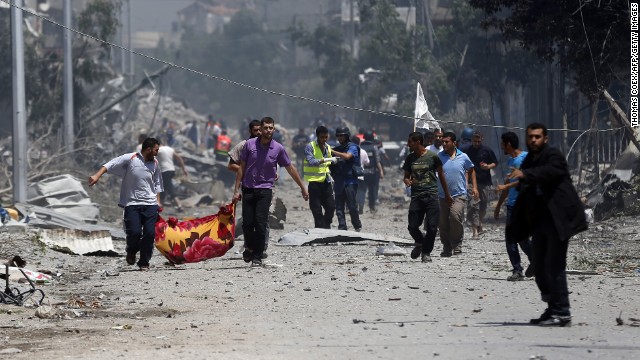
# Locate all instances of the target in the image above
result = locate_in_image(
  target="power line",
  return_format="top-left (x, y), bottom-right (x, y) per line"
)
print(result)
top-left (0, 0), bottom-right (622, 134)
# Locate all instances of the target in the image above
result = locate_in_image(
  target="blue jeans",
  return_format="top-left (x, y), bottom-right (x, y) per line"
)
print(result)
top-left (505, 206), bottom-right (533, 273)
top-left (407, 194), bottom-right (440, 255)
top-left (242, 187), bottom-right (272, 260)
top-left (123, 204), bottom-right (159, 267)
top-left (334, 183), bottom-right (361, 230)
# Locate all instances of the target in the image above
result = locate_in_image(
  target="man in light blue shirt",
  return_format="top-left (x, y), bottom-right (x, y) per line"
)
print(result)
top-left (89, 137), bottom-right (163, 271)
top-left (494, 132), bottom-right (533, 281)
top-left (437, 132), bottom-right (477, 256)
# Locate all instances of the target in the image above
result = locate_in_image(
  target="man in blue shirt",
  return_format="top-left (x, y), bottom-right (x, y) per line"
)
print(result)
top-left (88, 137), bottom-right (163, 271)
top-left (494, 132), bottom-right (533, 281)
top-left (330, 126), bottom-right (362, 231)
top-left (437, 132), bottom-right (477, 256)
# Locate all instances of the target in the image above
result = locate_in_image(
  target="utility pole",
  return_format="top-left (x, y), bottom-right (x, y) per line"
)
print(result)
top-left (423, 0), bottom-right (433, 50)
top-left (11, 0), bottom-right (27, 203)
top-left (127, 0), bottom-right (134, 86)
top-left (349, 0), bottom-right (354, 58)
top-left (63, 0), bottom-right (74, 154)
top-left (119, 2), bottom-right (125, 77)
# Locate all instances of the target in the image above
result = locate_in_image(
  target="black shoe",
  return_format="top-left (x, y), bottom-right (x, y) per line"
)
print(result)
top-left (242, 248), bottom-right (252, 263)
top-left (125, 252), bottom-right (136, 265)
top-left (529, 309), bottom-right (552, 324)
top-left (440, 251), bottom-right (452, 257)
top-left (251, 259), bottom-right (263, 267)
top-left (262, 252), bottom-right (268, 259)
top-left (410, 245), bottom-right (422, 259)
top-left (538, 315), bottom-right (571, 327)
top-left (525, 264), bottom-right (534, 278)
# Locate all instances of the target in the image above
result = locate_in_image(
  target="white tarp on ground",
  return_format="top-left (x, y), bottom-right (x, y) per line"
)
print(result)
top-left (278, 228), bottom-right (413, 246)
top-left (13, 203), bottom-right (117, 256)
top-left (27, 174), bottom-right (100, 222)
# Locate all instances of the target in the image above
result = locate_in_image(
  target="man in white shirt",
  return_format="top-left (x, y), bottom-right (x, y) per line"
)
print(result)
top-left (156, 145), bottom-right (188, 211)
top-left (427, 128), bottom-right (444, 154)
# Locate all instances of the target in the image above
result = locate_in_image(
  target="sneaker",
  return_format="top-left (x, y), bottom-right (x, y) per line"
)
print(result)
top-left (421, 254), bottom-right (432, 262)
top-left (529, 309), bottom-right (552, 324)
top-left (507, 271), bottom-right (525, 281)
top-left (355, 228), bottom-right (362, 232)
top-left (453, 246), bottom-right (462, 255)
top-left (251, 259), bottom-right (263, 267)
top-left (525, 264), bottom-right (534, 278)
top-left (538, 315), bottom-right (571, 327)
top-left (440, 251), bottom-right (452, 257)
top-left (139, 266), bottom-right (150, 272)
top-left (410, 245), bottom-right (422, 259)
top-left (125, 252), bottom-right (136, 266)
top-left (242, 248), bottom-right (252, 262)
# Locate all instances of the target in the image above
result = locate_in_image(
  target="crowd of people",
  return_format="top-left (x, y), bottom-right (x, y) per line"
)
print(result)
top-left (88, 113), bottom-right (586, 327)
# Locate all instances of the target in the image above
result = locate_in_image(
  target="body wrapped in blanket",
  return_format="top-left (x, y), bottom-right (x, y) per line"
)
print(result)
top-left (154, 203), bottom-right (235, 264)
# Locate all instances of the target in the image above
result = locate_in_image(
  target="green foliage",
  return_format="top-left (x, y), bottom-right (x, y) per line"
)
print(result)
top-left (469, 0), bottom-right (630, 99)
top-left (0, 0), bottom-right (120, 141)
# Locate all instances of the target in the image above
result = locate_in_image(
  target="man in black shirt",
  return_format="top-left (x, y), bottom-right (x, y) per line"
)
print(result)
top-left (292, 128), bottom-right (311, 174)
top-left (462, 131), bottom-right (498, 238)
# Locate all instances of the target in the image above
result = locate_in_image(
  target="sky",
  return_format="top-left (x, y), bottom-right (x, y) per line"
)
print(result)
top-left (128, 0), bottom-right (194, 33)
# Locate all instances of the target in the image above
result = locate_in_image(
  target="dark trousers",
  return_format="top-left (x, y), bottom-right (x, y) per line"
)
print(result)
top-left (505, 206), bottom-right (532, 273)
top-left (242, 187), bottom-right (272, 260)
top-left (532, 212), bottom-right (571, 316)
top-left (160, 171), bottom-right (175, 204)
top-left (308, 181), bottom-right (335, 228)
top-left (123, 204), bottom-right (159, 267)
top-left (357, 174), bottom-right (379, 212)
top-left (407, 195), bottom-right (440, 255)
top-left (335, 183), bottom-right (361, 230)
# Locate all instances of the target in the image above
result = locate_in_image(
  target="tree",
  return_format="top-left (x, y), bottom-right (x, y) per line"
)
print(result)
top-left (164, 9), bottom-right (291, 118)
top-left (0, 0), bottom-right (120, 141)
top-left (468, 0), bottom-right (630, 100)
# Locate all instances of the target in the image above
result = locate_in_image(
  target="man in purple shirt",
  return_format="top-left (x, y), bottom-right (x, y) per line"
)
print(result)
top-left (232, 117), bottom-right (309, 266)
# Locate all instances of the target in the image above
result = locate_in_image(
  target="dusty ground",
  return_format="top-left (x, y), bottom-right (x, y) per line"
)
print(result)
top-left (1, 174), bottom-right (640, 359)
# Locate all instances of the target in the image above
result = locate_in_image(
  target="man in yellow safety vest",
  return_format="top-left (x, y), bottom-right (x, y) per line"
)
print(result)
top-left (303, 126), bottom-right (338, 228)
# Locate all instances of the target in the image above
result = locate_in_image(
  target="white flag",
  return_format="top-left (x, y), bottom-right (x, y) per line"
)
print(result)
top-left (414, 82), bottom-right (436, 130)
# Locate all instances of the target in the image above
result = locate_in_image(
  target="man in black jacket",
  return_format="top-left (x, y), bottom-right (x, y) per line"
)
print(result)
top-left (507, 122), bottom-right (588, 327)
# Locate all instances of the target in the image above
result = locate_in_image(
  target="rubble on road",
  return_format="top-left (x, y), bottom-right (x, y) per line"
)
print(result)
top-left (278, 228), bottom-right (413, 246)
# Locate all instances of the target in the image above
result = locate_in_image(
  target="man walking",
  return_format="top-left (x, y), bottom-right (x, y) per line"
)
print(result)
top-left (507, 123), bottom-right (587, 327)
top-left (463, 131), bottom-right (498, 238)
top-left (228, 119), bottom-right (270, 259)
top-left (330, 126), bottom-right (362, 232)
top-left (232, 117), bottom-right (309, 266)
top-left (303, 126), bottom-right (337, 228)
top-left (438, 132), bottom-right (477, 256)
top-left (88, 138), bottom-right (163, 271)
top-left (427, 128), bottom-right (443, 154)
top-left (358, 130), bottom-right (384, 214)
top-left (157, 144), bottom-right (188, 212)
top-left (403, 132), bottom-right (452, 262)
top-left (493, 132), bottom-right (533, 281)
top-left (292, 128), bottom-right (311, 174)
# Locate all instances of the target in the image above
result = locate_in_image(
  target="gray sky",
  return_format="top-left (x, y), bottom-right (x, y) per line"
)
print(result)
top-left (129, 0), bottom-right (194, 33)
